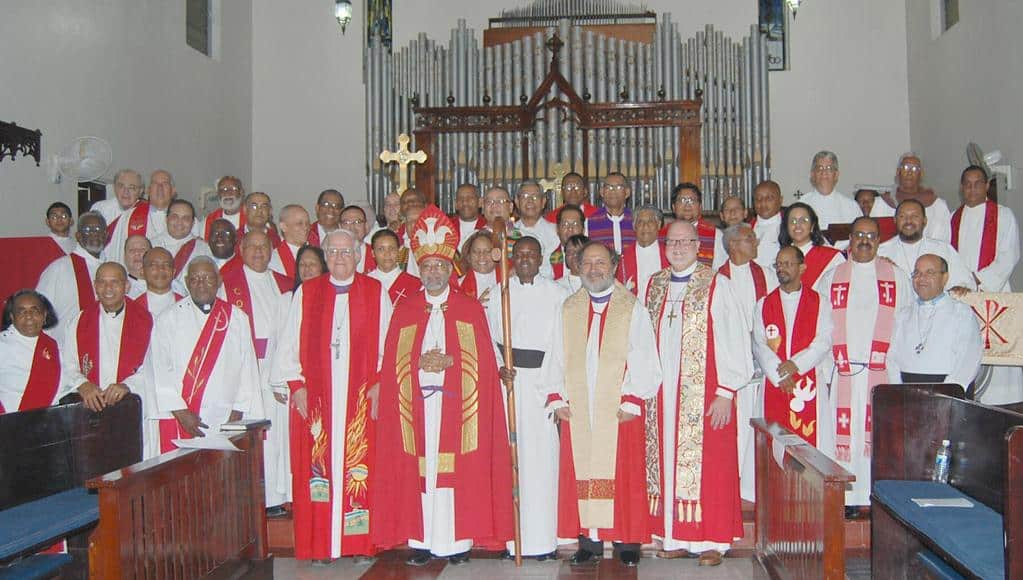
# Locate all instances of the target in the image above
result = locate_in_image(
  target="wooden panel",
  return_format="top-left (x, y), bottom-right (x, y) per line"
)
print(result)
top-left (484, 24), bottom-right (655, 47)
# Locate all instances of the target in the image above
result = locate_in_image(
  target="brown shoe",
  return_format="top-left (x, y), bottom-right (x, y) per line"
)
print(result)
top-left (698, 550), bottom-right (723, 566)
top-left (655, 549), bottom-right (690, 559)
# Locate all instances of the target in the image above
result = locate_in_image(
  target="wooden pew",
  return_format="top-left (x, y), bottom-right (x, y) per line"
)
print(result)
top-left (752, 419), bottom-right (854, 580)
top-left (871, 384), bottom-right (1023, 579)
top-left (0, 395), bottom-right (142, 580)
top-left (86, 420), bottom-right (272, 579)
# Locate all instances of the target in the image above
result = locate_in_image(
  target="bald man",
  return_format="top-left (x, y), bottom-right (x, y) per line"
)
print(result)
top-left (270, 204), bottom-right (311, 279)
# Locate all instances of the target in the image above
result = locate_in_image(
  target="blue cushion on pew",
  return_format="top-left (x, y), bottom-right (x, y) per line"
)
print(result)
top-left (0, 488), bottom-right (98, 560)
top-left (0, 554), bottom-right (72, 580)
top-left (874, 480), bottom-right (1003, 580)
top-left (917, 549), bottom-right (966, 580)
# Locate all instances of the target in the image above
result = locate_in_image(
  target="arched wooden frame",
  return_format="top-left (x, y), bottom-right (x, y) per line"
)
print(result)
top-left (412, 34), bottom-right (702, 204)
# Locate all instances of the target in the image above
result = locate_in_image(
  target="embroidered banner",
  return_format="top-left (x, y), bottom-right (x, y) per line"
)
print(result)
top-left (956, 292), bottom-right (1023, 366)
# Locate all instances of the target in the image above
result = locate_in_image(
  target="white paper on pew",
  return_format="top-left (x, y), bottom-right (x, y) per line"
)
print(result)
top-left (172, 435), bottom-right (240, 452)
top-left (911, 498), bottom-right (974, 508)
top-left (772, 433), bottom-right (808, 469)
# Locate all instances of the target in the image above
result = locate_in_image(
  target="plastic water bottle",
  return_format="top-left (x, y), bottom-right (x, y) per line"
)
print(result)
top-left (932, 439), bottom-right (951, 483)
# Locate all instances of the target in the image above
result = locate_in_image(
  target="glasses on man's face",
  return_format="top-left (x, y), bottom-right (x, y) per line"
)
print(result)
top-left (912, 269), bottom-right (943, 279)
top-left (324, 247), bottom-right (356, 258)
top-left (813, 165), bottom-right (838, 173)
top-left (247, 203), bottom-right (271, 211)
top-left (319, 201), bottom-right (343, 210)
top-left (789, 216), bottom-right (812, 226)
top-left (851, 231), bottom-right (879, 240)
top-left (664, 238), bottom-right (699, 247)
top-left (675, 197), bottom-right (698, 206)
top-left (218, 185), bottom-right (241, 194)
top-left (517, 193), bottom-right (543, 203)
top-left (116, 183), bottom-right (141, 194)
top-left (79, 225), bottom-right (105, 234)
top-left (340, 218), bottom-right (366, 226)
top-left (559, 220), bottom-right (583, 228)
top-left (563, 183), bottom-right (584, 191)
top-left (899, 164), bottom-right (922, 173)
top-left (602, 184), bottom-right (627, 193)
top-left (484, 198), bottom-right (511, 207)
top-left (187, 274), bottom-right (219, 285)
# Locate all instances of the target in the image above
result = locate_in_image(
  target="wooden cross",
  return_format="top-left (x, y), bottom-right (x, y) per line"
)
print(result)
top-left (379, 133), bottom-right (427, 194)
top-left (537, 162), bottom-right (569, 204)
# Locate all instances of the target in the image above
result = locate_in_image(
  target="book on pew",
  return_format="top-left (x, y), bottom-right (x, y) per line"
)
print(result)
top-left (220, 419), bottom-right (266, 432)
top-left (911, 497), bottom-right (974, 508)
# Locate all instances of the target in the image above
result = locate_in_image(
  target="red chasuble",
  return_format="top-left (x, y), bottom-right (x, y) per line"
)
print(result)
top-left (106, 202), bottom-right (150, 239)
top-left (172, 238), bottom-right (198, 278)
top-left (158, 299), bottom-right (233, 452)
top-left (2, 332), bottom-right (62, 413)
top-left (616, 242), bottom-right (668, 295)
top-left (951, 200), bottom-right (999, 269)
top-left (203, 208), bottom-right (246, 240)
top-left (801, 245), bottom-right (842, 288)
top-left (760, 288), bottom-right (821, 445)
top-left (290, 274), bottom-right (383, 559)
top-left (386, 271), bottom-right (422, 305)
top-left (75, 299), bottom-right (153, 386)
top-left (69, 254), bottom-right (97, 310)
top-left (372, 289), bottom-right (514, 551)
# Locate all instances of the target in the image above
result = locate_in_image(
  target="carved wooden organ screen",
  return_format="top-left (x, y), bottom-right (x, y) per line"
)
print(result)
top-left (364, 1), bottom-right (771, 214)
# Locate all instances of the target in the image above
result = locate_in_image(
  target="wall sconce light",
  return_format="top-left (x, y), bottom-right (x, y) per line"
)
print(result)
top-left (786, 0), bottom-right (802, 18)
top-left (336, 0), bottom-right (353, 34)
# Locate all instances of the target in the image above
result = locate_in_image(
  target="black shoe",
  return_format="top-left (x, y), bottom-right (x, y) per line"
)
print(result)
top-left (499, 549), bottom-right (515, 560)
top-left (265, 505), bottom-right (288, 518)
top-left (406, 549), bottom-right (431, 566)
top-left (845, 506), bottom-right (860, 519)
top-left (619, 550), bottom-right (640, 566)
top-left (534, 551), bottom-right (559, 562)
top-left (447, 551), bottom-right (470, 565)
top-left (569, 549), bottom-right (598, 565)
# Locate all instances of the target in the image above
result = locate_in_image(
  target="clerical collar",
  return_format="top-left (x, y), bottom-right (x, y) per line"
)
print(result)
top-left (243, 264), bottom-right (270, 277)
top-left (426, 286), bottom-right (450, 306)
top-left (588, 286), bottom-right (614, 303)
top-left (102, 304), bottom-right (125, 317)
top-left (460, 217), bottom-right (479, 224)
top-left (330, 275), bottom-right (354, 294)
top-left (193, 300), bottom-right (214, 314)
top-left (758, 213), bottom-right (781, 224)
top-left (797, 241), bottom-right (813, 254)
top-left (608, 212), bottom-right (625, 222)
top-left (729, 260), bottom-right (750, 271)
top-left (670, 263), bottom-right (698, 283)
top-left (917, 292), bottom-right (946, 306)
top-left (515, 275), bottom-right (537, 286)
top-left (852, 259), bottom-right (876, 268)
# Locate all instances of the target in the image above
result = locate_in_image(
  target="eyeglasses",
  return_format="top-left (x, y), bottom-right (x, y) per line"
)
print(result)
top-left (484, 198), bottom-right (511, 207)
top-left (517, 193), bottom-right (543, 202)
top-left (13, 306), bottom-right (43, 318)
top-left (851, 231), bottom-right (879, 240)
top-left (324, 247), bottom-right (357, 258)
top-left (246, 203), bottom-right (271, 211)
top-left (602, 184), bottom-right (628, 192)
top-left (912, 269), bottom-right (944, 279)
top-left (665, 238), bottom-right (699, 247)
top-left (813, 165), bottom-right (838, 173)
top-left (79, 226), bottom-right (105, 234)
top-left (563, 184), bottom-right (584, 191)
top-left (789, 217), bottom-right (812, 225)
top-left (116, 183), bottom-right (141, 193)
top-left (187, 274), bottom-right (219, 285)
top-left (559, 219), bottom-right (583, 228)
top-left (218, 185), bottom-right (241, 194)
top-left (340, 218), bottom-right (366, 226)
top-left (899, 164), bottom-right (922, 173)
top-left (674, 197), bottom-right (699, 206)
top-left (319, 201), bottom-right (343, 210)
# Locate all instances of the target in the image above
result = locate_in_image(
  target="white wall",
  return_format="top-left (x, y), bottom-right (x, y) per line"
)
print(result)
top-left (0, 0), bottom-right (252, 236)
top-left (905, 0), bottom-right (1023, 288)
top-left (251, 0), bottom-right (910, 212)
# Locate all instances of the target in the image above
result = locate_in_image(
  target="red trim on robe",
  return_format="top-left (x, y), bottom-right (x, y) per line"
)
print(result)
top-left (801, 245), bottom-right (842, 289)
top-left (9, 332), bottom-right (61, 412)
top-left (275, 242), bottom-right (298, 279)
top-left (135, 292), bottom-right (183, 311)
top-left (69, 254), bottom-right (97, 310)
top-left (172, 239), bottom-right (198, 278)
top-left (75, 298), bottom-right (153, 387)
top-left (386, 271), bottom-right (422, 305)
top-left (761, 288), bottom-right (821, 446)
top-left (718, 261), bottom-right (768, 301)
top-left (617, 242), bottom-right (668, 295)
top-left (952, 200), bottom-right (998, 270)
top-left (544, 202), bottom-right (599, 223)
top-left (203, 208), bottom-right (246, 240)
top-left (458, 269), bottom-right (501, 299)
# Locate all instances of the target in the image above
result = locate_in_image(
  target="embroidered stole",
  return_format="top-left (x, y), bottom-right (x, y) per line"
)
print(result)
top-left (761, 288), bottom-right (820, 445)
top-left (8, 333), bottom-right (61, 412)
top-left (173, 238), bottom-right (198, 278)
top-left (563, 284), bottom-right (635, 529)
top-left (696, 221), bottom-right (717, 266)
top-left (550, 245), bottom-right (565, 279)
top-left (830, 260), bottom-right (897, 461)
top-left (70, 254), bottom-right (96, 310)
top-left (951, 200), bottom-right (998, 270)
top-left (76, 299), bottom-right (153, 386)
top-left (644, 265), bottom-right (715, 524)
top-left (387, 272), bottom-right (421, 305)
top-left (107, 202), bottom-right (150, 238)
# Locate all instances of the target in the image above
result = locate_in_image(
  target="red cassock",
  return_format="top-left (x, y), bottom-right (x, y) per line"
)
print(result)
top-left (371, 289), bottom-right (514, 551)
top-left (289, 274), bottom-right (383, 559)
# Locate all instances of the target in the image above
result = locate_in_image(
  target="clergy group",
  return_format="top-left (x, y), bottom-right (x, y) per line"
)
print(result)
top-left (1, 149), bottom-right (1013, 568)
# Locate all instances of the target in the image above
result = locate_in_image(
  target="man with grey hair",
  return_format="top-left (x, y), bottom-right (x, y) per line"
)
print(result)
top-left (91, 169), bottom-right (144, 225)
top-left (800, 151), bottom-right (860, 232)
top-left (37, 211), bottom-right (109, 341)
top-left (617, 204), bottom-right (667, 299)
top-left (106, 169), bottom-right (184, 265)
top-left (514, 181), bottom-right (560, 278)
top-left (203, 175), bottom-right (246, 239)
top-left (269, 204), bottom-right (311, 279)
top-left (870, 152), bottom-right (953, 243)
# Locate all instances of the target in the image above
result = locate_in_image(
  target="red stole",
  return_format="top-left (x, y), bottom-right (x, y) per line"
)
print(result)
top-left (158, 299), bottom-right (233, 452)
top-left (550, 244), bottom-right (566, 279)
top-left (172, 238), bottom-right (198, 278)
top-left (135, 291), bottom-right (183, 312)
top-left (4, 332), bottom-right (61, 413)
top-left (75, 299), bottom-right (153, 386)
top-left (203, 208), bottom-right (246, 240)
top-left (617, 242), bottom-right (668, 295)
top-left (802, 245), bottom-right (842, 288)
top-left (275, 242), bottom-right (298, 279)
top-left (106, 202), bottom-right (150, 238)
top-left (718, 261), bottom-right (768, 301)
top-left (459, 269), bottom-right (501, 299)
top-left (69, 254), bottom-right (96, 310)
top-left (951, 200), bottom-right (998, 270)
top-left (761, 288), bottom-right (820, 445)
top-left (386, 271), bottom-right (421, 305)
top-left (220, 266), bottom-right (292, 357)
top-left (290, 274), bottom-right (381, 558)
top-left (372, 290), bottom-right (514, 551)
top-left (361, 242), bottom-right (377, 273)
top-left (306, 223), bottom-right (325, 247)
top-left (696, 220), bottom-right (717, 266)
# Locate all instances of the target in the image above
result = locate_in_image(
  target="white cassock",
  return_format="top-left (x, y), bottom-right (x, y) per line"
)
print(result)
top-left (724, 260), bottom-right (778, 503)
top-left (871, 196), bottom-right (952, 243)
top-left (152, 233), bottom-right (212, 295)
top-left (818, 260), bottom-right (912, 505)
top-left (89, 198), bottom-right (127, 226)
top-left (752, 287), bottom-right (836, 457)
top-left (515, 219), bottom-right (561, 279)
top-left (878, 237), bottom-right (975, 290)
top-left (802, 190), bottom-right (861, 232)
top-left (268, 242), bottom-right (302, 278)
top-left (36, 247), bottom-right (104, 344)
top-left (753, 213), bottom-right (782, 269)
top-left (457, 218), bottom-right (481, 252)
top-left (797, 241), bottom-right (845, 293)
top-left (633, 242), bottom-right (665, 302)
top-left (151, 300), bottom-right (262, 434)
top-left (952, 201), bottom-right (1022, 403)
top-left (654, 267), bottom-right (752, 553)
top-left (555, 274), bottom-right (582, 297)
top-left (60, 307), bottom-right (155, 458)
top-left (484, 276), bottom-right (568, 556)
top-left (106, 206), bottom-right (168, 266)
top-left (49, 233), bottom-right (77, 255)
top-left (402, 231), bottom-right (420, 277)
top-left (541, 283), bottom-right (662, 542)
top-left (367, 267), bottom-right (399, 291)
top-left (0, 328), bottom-right (63, 411)
top-left (136, 290), bottom-right (180, 457)
top-left (889, 294), bottom-right (982, 388)
top-left (270, 275), bottom-right (391, 558)
top-left (137, 291), bottom-right (178, 316)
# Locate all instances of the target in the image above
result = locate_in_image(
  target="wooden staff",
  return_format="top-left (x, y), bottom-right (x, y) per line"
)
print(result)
top-left (493, 217), bottom-right (523, 566)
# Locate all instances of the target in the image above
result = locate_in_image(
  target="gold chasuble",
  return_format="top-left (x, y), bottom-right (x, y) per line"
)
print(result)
top-left (562, 284), bottom-right (635, 529)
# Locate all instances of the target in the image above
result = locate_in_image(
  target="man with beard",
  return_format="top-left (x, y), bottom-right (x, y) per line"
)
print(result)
top-left (753, 245), bottom-right (834, 454)
top-left (453, 184), bottom-right (486, 246)
top-left (877, 199), bottom-right (973, 291)
top-left (204, 176), bottom-right (247, 239)
top-left (550, 205), bottom-right (586, 280)
top-left (616, 205), bottom-right (667, 299)
top-left (207, 219), bottom-right (241, 271)
top-left (269, 204), bottom-right (311, 280)
top-left (670, 183), bottom-right (726, 269)
top-left (37, 211), bottom-right (108, 341)
top-left (307, 189), bottom-right (345, 247)
top-left (485, 236), bottom-right (568, 560)
top-left (542, 241), bottom-right (660, 567)
top-left (587, 173), bottom-right (635, 253)
top-left (544, 172), bottom-right (599, 223)
top-left (373, 206), bottom-right (513, 566)
top-left (107, 170), bottom-right (181, 264)
top-left (871, 153), bottom-right (952, 243)
top-left (818, 217), bottom-right (912, 511)
top-left (151, 256), bottom-right (260, 451)
top-left (644, 221), bottom-right (751, 566)
top-left (750, 180), bottom-right (784, 269)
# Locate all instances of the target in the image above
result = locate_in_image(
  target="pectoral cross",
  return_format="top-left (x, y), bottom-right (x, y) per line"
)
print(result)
top-left (537, 162), bottom-right (569, 204)
top-left (379, 133), bottom-right (427, 194)
top-left (331, 338), bottom-right (342, 360)
top-left (666, 307), bottom-right (679, 326)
